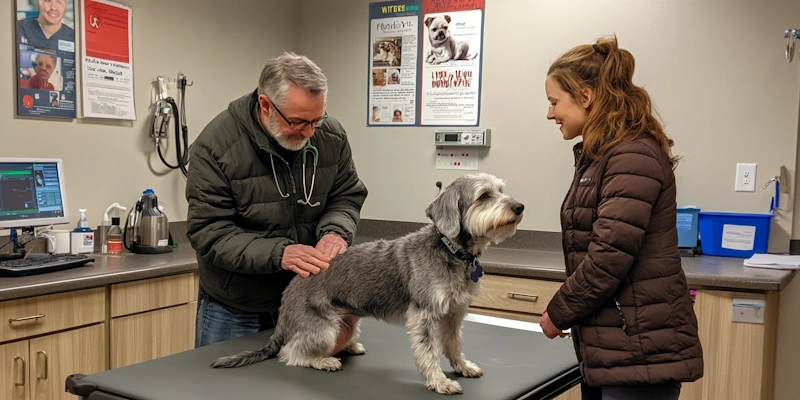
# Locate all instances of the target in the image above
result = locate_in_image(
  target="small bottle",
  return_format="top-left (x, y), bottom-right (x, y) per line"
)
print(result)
top-left (71, 209), bottom-right (94, 254)
top-left (101, 203), bottom-right (127, 254)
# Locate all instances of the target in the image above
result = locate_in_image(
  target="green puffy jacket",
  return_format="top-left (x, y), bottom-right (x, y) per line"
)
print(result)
top-left (185, 90), bottom-right (368, 313)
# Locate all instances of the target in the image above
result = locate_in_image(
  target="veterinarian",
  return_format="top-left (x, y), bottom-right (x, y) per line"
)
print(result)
top-left (539, 36), bottom-right (703, 400)
top-left (185, 51), bottom-right (368, 348)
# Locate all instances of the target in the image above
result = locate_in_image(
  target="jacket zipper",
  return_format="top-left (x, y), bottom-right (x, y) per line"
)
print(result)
top-left (613, 297), bottom-right (627, 332)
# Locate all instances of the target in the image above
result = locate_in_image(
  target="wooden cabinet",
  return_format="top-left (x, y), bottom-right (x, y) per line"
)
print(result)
top-left (109, 272), bottom-right (198, 369)
top-left (471, 274), bottom-right (782, 400)
top-left (0, 272), bottom-right (198, 399)
top-left (0, 288), bottom-right (106, 400)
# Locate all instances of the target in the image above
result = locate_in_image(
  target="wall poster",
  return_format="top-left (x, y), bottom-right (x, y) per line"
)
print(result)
top-left (367, 0), bottom-right (486, 127)
top-left (15, 0), bottom-right (78, 119)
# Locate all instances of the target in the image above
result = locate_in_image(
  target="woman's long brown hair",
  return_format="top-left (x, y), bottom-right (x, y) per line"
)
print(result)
top-left (548, 35), bottom-right (679, 167)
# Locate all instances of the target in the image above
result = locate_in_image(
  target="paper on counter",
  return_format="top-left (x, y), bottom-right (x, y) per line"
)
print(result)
top-left (743, 253), bottom-right (800, 270)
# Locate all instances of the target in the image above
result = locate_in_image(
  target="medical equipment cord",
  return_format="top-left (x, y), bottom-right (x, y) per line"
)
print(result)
top-left (155, 80), bottom-right (190, 177)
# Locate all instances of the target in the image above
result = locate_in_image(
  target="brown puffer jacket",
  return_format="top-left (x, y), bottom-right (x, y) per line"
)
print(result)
top-left (546, 133), bottom-right (704, 387)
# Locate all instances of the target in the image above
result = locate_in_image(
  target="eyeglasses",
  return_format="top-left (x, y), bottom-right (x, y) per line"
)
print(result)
top-left (270, 101), bottom-right (327, 131)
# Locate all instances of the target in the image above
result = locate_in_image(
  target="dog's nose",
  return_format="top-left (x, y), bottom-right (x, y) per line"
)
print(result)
top-left (512, 203), bottom-right (524, 215)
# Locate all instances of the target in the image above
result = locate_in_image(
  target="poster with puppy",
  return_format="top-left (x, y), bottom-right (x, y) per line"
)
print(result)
top-left (419, 0), bottom-right (484, 126)
top-left (367, 1), bottom-right (420, 126)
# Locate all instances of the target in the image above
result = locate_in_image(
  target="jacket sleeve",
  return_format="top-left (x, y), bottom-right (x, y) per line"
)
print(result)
top-left (185, 142), bottom-right (292, 275)
top-left (315, 131), bottom-right (368, 245)
top-left (547, 143), bottom-right (665, 330)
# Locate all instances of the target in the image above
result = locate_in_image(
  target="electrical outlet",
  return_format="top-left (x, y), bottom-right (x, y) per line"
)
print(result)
top-left (435, 149), bottom-right (479, 170)
top-left (735, 163), bottom-right (757, 192)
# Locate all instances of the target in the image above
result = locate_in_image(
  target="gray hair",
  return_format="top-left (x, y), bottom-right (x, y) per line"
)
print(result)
top-left (257, 51), bottom-right (328, 107)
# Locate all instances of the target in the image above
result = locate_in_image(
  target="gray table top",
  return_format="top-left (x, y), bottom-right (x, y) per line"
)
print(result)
top-left (67, 316), bottom-right (579, 400)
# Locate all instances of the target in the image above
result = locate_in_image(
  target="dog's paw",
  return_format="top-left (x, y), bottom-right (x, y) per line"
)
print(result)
top-left (428, 377), bottom-right (463, 395)
top-left (344, 342), bottom-right (366, 355)
top-left (455, 360), bottom-right (483, 378)
top-left (310, 357), bottom-right (343, 372)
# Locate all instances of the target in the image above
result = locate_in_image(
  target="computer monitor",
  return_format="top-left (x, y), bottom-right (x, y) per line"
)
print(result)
top-left (0, 157), bottom-right (70, 230)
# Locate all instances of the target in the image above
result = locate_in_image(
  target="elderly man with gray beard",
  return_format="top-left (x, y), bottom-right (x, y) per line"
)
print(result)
top-left (186, 51), bottom-right (369, 348)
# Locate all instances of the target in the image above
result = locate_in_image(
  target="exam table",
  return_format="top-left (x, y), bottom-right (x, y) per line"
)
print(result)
top-left (65, 314), bottom-right (580, 400)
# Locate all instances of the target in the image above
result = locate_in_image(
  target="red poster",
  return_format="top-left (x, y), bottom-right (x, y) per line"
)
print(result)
top-left (83, 0), bottom-right (130, 63)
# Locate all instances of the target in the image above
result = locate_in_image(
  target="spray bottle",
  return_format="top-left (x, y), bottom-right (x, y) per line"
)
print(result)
top-left (101, 203), bottom-right (127, 253)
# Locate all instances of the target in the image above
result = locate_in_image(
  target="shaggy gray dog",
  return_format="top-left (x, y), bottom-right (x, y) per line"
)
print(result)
top-left (210, 172), bottom-right (525, 395)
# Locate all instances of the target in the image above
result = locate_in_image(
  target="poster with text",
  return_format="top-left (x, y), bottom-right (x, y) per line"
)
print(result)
top-left (81, 0), bottom-right (136, 120)
top-left (367, 0), bottom-right (420, 126)
top-left (419, 0), bottom-right (484, 126)
top-left (15, 0), bottom-right (77, 119)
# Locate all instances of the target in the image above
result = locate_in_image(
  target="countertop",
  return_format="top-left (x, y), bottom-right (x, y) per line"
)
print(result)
top-left (0, 240), bottom-right (795, 302)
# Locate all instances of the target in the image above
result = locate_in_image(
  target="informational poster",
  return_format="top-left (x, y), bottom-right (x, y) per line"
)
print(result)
top-left (367, 0), bottom-right (485, 127)
top-left (81, 0), bottom-right (136, 120)
top-left (368, 1), bottom-right (420, 125)
top-left (15, 0), bottom-right (77, 119)
top-left (418, 0), bottom-right (484, 126)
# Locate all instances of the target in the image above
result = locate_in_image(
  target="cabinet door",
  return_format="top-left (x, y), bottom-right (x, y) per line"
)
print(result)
top-left (29, 323), bottom-right (106, 400)
top-left (0, 340), bottom-right (29, 400)
top-left (110, 303), bottom-right (194, 369)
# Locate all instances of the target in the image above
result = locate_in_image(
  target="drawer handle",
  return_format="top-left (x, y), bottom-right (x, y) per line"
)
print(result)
top-left (14, 356), bottom-right (25, 386)
top-left (508, 292), bottom-right (539, 301)
top-left (8, 314), bottom-right (46, 324)
top-left (37, 350), bottom-right (48, 380)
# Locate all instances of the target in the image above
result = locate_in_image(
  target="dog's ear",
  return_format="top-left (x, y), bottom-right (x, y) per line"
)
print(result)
top-left (444, 15), bottom-right (451, 23)
top-left (424, 17), bottom-right (435, 27)
top-left (425, 185), bottom-right (461, 238)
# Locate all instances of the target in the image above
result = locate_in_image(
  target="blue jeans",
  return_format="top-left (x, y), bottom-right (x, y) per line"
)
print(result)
top-left (194, 286), bottom-right (279, 348)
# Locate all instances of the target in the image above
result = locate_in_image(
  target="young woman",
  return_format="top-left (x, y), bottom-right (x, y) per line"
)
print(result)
top-left (539, 35), bottom-right (704, 400)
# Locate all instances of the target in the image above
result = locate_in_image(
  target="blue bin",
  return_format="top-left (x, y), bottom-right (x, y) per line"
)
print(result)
top-left (697, 212), bottom-right (774, 258)
top-left (676, 207), bottom-right (701, 248)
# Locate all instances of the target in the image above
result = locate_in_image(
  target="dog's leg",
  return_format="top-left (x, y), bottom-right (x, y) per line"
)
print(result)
top-left (407, 307), bottom-right (463, 395)
top-left (439, 307), bottom-right (483, 378)
top-left (278, 316), bottom-right (343, 372)
top-left (342, 317), bottom-right (366, 355)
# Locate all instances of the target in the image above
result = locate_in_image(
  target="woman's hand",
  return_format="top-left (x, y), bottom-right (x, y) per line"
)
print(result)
top-left (540, 310), bottom-right (566, 339)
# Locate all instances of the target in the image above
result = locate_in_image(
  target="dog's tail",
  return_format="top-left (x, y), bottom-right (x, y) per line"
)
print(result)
top-left (209, 333), bottom-right (283, 369)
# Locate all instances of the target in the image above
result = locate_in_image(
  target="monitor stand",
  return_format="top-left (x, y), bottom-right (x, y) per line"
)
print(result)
top-left (0, 227), bottom-right (34, 261)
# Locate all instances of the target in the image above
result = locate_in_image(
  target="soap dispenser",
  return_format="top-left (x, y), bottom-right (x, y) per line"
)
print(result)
top-left (71, 209), bottom-right (94, 254)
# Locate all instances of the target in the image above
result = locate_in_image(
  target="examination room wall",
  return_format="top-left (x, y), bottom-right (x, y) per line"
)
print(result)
top-left (296, 0), bottom-right (800, 255)
top-left (0, 0), bottom-right (298, 230)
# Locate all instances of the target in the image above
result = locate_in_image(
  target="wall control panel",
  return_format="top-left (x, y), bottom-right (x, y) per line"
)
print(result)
top-left (434, 129), bottom-right (491, 147)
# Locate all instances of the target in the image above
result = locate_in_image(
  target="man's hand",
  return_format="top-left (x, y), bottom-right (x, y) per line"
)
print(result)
top-left (281, 244), bottom-right (331, 278)
top-left (540, 309), bottom-right (567, 339)
top-left (316, 232), bottom-right (348, 259)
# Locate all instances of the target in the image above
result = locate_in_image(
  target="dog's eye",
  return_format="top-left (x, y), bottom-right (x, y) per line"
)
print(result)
top-left (479, 192), bottom-right (491, 200)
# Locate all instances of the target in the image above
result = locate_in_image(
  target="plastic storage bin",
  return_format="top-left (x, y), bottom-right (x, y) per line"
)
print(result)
top-left (697, 212), bottom-right (774, 258)
top-left (676, 207), bottom-right (701, 248)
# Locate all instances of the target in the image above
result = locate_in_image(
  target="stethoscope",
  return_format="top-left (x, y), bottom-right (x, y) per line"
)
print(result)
top-left (270, 140), bottom-right (320, 207)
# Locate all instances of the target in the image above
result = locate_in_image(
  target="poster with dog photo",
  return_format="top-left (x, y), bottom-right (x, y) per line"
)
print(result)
top-left (419, 0), bottom-right (484, 126)
top-left (367, 0), bottom-right (420, 126)
top-left (15, 0), bottom-right (77, 119)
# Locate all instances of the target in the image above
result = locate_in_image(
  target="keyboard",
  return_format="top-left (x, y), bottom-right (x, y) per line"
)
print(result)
top-left (0, 253), bottom-right (95, 277)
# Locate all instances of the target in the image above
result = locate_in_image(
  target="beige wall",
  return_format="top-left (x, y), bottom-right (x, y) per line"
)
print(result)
top-left (297, 0), bottom-right (800, 254)
top-left (0, 0), bottom-right (297, 231)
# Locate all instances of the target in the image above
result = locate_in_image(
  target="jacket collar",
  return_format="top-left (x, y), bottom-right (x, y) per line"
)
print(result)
top-left (572, 141), bottom-right (589, 167)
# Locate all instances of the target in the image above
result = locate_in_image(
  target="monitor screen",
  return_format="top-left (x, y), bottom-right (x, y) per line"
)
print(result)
top-left (0, 158), bottom-right (69, 230)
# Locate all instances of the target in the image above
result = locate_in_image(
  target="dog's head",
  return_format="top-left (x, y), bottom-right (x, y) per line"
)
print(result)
top-left (424, 15), bottom-right (451, 45)
top-left (425, 172), bottom-right (524, 246)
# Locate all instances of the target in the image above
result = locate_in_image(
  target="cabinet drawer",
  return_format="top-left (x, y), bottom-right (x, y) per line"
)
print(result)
top-left (472, 275), bottom-right (562, 316)
top-left (111, 273), bottom-right (196, 317)
top-left (0, 287), bottom-right (106, 343)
